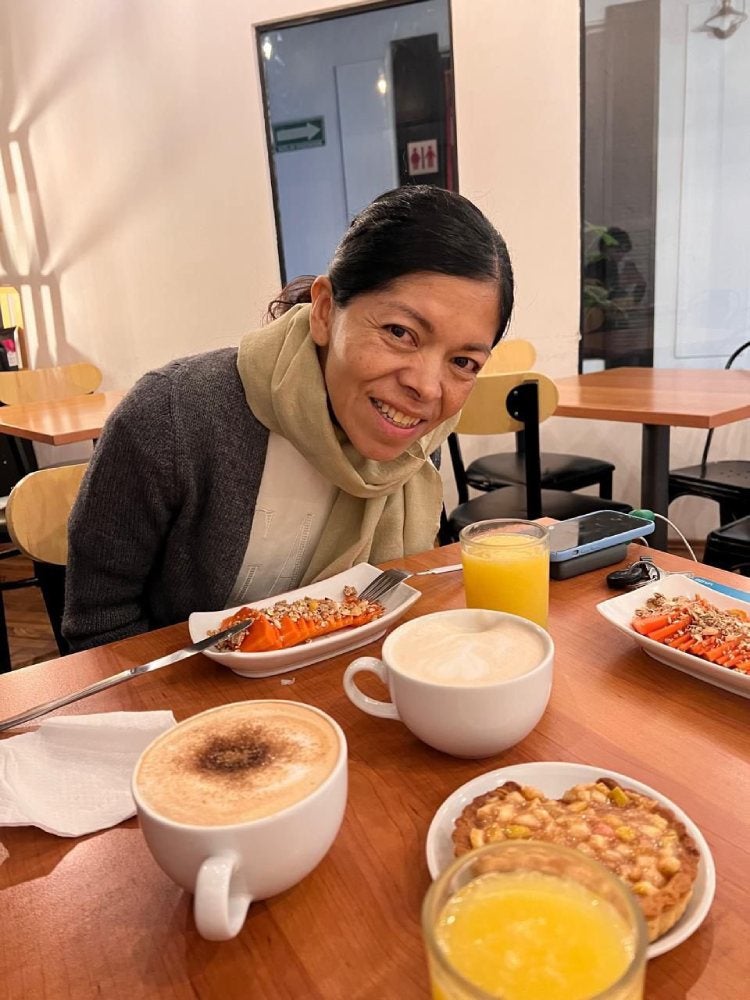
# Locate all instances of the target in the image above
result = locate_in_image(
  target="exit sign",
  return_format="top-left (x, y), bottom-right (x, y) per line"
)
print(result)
top-left (273, 117), bottom-right (326, 153)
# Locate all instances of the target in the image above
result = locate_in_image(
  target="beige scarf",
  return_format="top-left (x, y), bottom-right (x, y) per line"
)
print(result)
top-left (237, 304), bottom-right (458, 585)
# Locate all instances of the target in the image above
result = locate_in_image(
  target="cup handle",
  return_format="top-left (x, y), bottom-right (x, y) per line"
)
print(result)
top-left (343, 656), bottom-right (400, 720)
top-left (194, 852), bottom-right (252, 941)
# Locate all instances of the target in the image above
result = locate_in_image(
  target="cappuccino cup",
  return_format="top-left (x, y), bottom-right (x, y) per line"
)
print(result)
top-left (132, 699), bottom-right (347, 941)
top-left (343, 609), bottom-right (553, 758)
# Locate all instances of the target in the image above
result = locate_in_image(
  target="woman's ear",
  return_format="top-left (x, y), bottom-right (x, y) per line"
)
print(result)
top-left (309, 276), bottom-right (334, 347)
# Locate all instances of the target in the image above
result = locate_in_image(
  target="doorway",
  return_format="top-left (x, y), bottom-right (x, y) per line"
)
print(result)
top-left (257, 1), bottom-right (456, 283)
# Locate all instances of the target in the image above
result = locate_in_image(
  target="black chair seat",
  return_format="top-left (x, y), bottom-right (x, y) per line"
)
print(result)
top-left (467, 452), bottom-right (614, 495)
top-left (669, 460), bottom-right (750, 526)
top-left (703, 514), bottom-right (750, 576)
top-left (667, 340), bottom-right (750, 526)
top-left (448, 485), bottom-right (631, 537)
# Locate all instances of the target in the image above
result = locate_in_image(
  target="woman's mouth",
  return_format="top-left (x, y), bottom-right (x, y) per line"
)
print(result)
top-left (371, 398), bottom-right (422, 429)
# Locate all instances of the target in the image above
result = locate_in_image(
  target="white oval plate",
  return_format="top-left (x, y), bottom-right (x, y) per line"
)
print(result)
top-left (189, 563), bottom-right (421, 678)
top-left (596, 574), bottom-right (750, 699)
top-left (425, 760), bottom-right (715, 959)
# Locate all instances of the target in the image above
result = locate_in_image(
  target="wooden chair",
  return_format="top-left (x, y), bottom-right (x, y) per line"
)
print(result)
top-left (3, 463), bottom-right (88, 667)
top-left (668, 340), bottom-right (750, 525)
top-left (443, 371), bottom-right (631, 543)
top-left (0, 362), bottom-right (102, 406)
top-left (468, 340), bottom-right (615, 498)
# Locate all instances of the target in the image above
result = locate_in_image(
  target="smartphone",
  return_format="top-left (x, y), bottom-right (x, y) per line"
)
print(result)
top-left (548, 511), bottom-right (654, 562)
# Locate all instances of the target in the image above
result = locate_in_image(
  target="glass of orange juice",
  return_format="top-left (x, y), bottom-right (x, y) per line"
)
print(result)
top-left (423, 841), bottom-right (647, 1000)
top-left (459, 520), bottom-right (550, 628)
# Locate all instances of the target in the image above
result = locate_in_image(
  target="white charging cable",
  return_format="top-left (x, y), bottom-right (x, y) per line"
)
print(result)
top-left (631, 509), bottom-right (698, 562)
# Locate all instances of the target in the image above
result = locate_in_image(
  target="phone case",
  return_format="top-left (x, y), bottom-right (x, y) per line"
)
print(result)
top-left (549, 543), bottom-right (629, 580)
top-left (548, 513), bottom-right (655, 562)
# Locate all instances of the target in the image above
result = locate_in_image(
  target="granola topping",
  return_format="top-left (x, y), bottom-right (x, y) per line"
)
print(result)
top-left (633, 591), bottom-right (750, 674)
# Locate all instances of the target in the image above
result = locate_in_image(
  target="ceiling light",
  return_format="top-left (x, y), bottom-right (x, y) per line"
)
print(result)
top-left (701, 0), bottom-right (747, 38)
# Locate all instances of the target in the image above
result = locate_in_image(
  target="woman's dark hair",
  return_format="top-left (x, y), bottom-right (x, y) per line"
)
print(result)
top-left (266, 185), bottom-right (514, 344)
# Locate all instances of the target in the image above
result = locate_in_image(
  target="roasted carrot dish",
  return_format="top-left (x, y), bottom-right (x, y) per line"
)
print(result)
top-left (211, 585), bottom-right (385, 653)
top-left (632, 592), bottom-right (750, 673)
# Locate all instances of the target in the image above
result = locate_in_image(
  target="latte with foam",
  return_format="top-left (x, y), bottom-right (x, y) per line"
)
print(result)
top-left (388, 615), bottom-right (546, 686)
top-left (135, 701), bottom-right (340, 826)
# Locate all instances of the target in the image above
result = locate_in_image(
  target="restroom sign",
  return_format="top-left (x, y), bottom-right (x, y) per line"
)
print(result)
top-left (407, 139), bottom-right (439, 176)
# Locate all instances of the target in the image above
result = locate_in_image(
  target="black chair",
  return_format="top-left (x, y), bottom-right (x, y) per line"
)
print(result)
top-left (703, 515), bottom-right (750, 577)
top-left (443, 370), bottom-right (631, 543)
top-left (668, 340), bottom-right (750, 525)
top-left (471, 338), bottom-right (614, 498)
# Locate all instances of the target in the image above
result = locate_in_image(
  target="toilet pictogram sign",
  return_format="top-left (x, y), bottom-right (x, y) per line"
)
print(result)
top-left (407, 139), bottom-right (439, 176)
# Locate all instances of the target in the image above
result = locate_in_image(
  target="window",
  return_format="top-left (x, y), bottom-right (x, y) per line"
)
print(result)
top-left (581, 0), bottom-right (750, 372)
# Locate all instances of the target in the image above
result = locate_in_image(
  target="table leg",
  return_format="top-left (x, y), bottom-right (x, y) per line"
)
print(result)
top-left (641, 424), bottom-right (670, 550)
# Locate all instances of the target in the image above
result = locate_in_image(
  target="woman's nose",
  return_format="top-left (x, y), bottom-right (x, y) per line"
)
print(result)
top-left (399, 356), bottom-right (443, 401)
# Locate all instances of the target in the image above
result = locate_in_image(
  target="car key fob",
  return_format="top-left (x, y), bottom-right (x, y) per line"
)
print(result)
top-left (606, 557), bottom-right (660, 590)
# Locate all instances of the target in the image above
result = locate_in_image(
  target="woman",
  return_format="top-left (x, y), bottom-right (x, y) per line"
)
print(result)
top-left (62, 186), bottom-right (514, 650)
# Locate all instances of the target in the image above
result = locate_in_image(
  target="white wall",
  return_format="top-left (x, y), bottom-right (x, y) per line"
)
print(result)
top-left (2, 0), bottom-right (733, 542)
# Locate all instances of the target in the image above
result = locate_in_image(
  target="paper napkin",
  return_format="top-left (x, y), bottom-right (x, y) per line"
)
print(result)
top-left (0, 711), bottom-right (175, 837)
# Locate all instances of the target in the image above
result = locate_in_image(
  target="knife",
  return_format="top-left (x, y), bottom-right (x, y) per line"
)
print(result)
top-left (0, 618), bottom-right (251, 734)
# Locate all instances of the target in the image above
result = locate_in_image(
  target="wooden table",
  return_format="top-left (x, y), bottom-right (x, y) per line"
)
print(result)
top-left (1, 545), bottom-right (748, 998)
top-left (554, 368), bottom-right (750, 548)
top-left (0, 390), bottom-right (125, 446)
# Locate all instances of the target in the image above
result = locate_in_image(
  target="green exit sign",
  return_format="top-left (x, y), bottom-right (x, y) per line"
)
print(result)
top-left (273, 117), bottom-right (326, 153)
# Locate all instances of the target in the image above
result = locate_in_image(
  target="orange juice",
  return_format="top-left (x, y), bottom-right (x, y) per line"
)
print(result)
top-left (432, 870), bottom-right (641, 1000)
top-left (461, 533), bottom-right (549, 627)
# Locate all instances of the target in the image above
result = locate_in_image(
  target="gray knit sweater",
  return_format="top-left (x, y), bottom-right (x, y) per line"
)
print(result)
top-left (62, 348), bottom-right (270, 650)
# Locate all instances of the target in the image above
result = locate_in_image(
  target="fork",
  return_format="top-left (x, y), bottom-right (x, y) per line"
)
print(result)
top-left (359, 563), bottom-right (462, 603)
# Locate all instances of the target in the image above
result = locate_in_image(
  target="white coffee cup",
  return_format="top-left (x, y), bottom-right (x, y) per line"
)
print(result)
top-left (132, 699), bottom-right (347, 941)
top-left (343, 609), bottom-right (553, 758)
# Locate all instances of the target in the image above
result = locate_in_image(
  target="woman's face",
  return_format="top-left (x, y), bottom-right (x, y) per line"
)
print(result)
top-left (309, 272), bottom-right (500, 462)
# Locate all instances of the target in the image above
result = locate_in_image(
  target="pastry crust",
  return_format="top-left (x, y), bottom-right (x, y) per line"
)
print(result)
top-left (452, 776), bottom-right (700, 942)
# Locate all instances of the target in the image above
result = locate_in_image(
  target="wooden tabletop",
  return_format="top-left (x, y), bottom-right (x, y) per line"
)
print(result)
top-left (554, 367), bottom-right (750, 428)
top-left (0, 390), bottom-right (126, 444)
top-left (1, 545), bottom-right (748, 999)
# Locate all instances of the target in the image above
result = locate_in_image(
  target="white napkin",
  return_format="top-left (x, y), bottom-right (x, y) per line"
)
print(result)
top-left (0, 711), bottom-right (175, 837)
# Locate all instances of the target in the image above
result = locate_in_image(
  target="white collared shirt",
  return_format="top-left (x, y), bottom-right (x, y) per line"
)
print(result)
top-left (227, 432), bottom-right (337, 604)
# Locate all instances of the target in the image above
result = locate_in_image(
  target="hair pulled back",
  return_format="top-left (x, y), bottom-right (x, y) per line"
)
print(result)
top-left (266, 185), bottom-right (513, 344)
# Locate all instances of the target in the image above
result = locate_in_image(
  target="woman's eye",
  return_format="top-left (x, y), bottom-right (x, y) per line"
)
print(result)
top-left (453, 357), bottom-right (481, 374)
top-left (385, 324), bottom-right (410, 340)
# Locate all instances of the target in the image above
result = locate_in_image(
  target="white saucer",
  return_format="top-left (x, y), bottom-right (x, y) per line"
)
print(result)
top-left (425, 760), bottom-right (715, 959)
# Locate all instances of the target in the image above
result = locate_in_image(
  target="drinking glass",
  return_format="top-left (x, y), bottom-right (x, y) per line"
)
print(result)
top-left (423, 841), bottom-right (647, 1000)
top-left (459, 519), bottom-right (550, 627)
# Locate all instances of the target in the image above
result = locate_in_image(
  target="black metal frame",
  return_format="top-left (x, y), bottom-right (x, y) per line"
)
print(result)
top-left (447, 378), bottom-right (544, 520)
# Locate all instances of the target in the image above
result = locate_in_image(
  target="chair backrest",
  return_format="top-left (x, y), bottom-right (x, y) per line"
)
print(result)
top-left (482, 338), bottom-right (537, 375)
top-left (455, 370), bottom-right (559, 436)
top-left (0, 286), bottom-right (23, 330)
top-left (5, 463), bottom-right (88, 565)
top-left (0, 363), bottom-right (102, 406)
top-left (449, 371), bottom-right (560, 520)
top-left (701, 338), bottom-right (750, 470)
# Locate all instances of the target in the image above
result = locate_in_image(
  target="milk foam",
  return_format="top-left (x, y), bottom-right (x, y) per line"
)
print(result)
top-left (390, 617), bottom-right (545, 685)
top-left (135, 702), bottom-right (339, 826)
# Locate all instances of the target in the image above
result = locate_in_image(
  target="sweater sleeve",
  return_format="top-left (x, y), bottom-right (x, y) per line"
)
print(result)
top-left (62, 371), bottom-right (180, 650)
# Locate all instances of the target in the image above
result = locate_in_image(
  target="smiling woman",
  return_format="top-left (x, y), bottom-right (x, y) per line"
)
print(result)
top-left (62, 186), bottom-right (514, 651)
